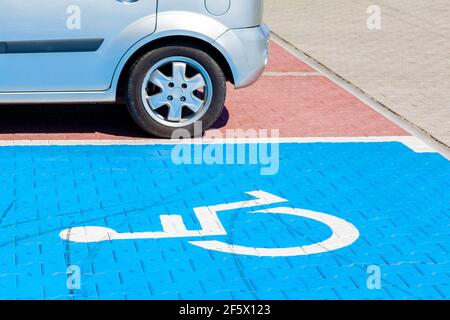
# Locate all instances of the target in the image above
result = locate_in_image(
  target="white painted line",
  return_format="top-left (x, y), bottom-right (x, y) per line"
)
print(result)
top-left (193, 206), bottom-right (227, 235)
top-left (209, 190), bottom-right (288, 212)
top-left (396, 136), bottom-right (437, 153)
top-left (160, 215), bottom-right (188, 234)
top-left (59, 190), bottom-right (287, 243)
top-left (189, 207), bottom-right (360, 257)
top-left (0, 136), bottom-right (436, 153)
top-left (60, 191), bottom-right (360, 257)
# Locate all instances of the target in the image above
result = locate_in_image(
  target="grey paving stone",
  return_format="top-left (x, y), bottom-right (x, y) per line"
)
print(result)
top-left (264, 0), bottom-right (450, 146)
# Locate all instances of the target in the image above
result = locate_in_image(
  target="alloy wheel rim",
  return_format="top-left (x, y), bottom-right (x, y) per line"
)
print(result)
top-left (141, 56), bottom-right (213, 128)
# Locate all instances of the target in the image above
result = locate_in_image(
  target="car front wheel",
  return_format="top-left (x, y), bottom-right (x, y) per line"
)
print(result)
top-left (126, 45), bottom-right (226, 138)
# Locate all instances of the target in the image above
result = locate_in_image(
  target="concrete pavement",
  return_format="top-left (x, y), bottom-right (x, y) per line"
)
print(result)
top-left (264, 0), bottom-right (450, 147)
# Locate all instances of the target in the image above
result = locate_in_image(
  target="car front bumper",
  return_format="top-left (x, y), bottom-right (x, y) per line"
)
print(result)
top-left (215, 24), bottom-right (270, 89)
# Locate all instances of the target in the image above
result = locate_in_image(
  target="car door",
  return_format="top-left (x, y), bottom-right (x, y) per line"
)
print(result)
top-left (0, 0), bottom-right (157, 92)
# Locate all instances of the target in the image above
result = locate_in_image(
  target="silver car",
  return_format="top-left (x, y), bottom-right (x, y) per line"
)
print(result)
top-left (0, 0), bottom-right (269, 137)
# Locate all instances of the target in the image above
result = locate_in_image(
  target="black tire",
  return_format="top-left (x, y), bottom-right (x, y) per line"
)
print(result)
top-left (126, 44), bottom-right (226, 138)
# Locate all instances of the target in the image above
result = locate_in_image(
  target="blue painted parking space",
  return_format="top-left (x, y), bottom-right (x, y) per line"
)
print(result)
top-left (0, 142), bottom-right (449, 299)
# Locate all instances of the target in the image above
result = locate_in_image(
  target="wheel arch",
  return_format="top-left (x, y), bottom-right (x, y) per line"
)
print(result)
top-left (115, 35), bottom-right (234, 102)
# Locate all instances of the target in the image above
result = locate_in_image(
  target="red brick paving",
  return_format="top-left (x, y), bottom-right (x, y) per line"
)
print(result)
top-left (265, 41), bottom-right (316, 73)
top-left (208, 76), bottom-right (409, 138)
top-left (0, 41), bottom-right (409, 141)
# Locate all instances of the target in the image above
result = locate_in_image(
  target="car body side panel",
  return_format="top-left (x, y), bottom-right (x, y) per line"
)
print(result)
top-left (214, 25), bottom-right (270, 89)
top-left (109, 12), bottom-right (230, 90)
top-left (0, 0), bottom-right (268, 103)
top-left (0, 0), bottom-right (158, 92)
top-left (0, 12), bottom-right (230, 103)
top-left (106, 11), bottom-right (269, 94)
top-left (157, 0), bottom-right (264, 29)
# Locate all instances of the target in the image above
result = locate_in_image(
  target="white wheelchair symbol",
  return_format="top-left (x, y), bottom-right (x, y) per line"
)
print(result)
top-left (59, 191), bottom-right (359, 257)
